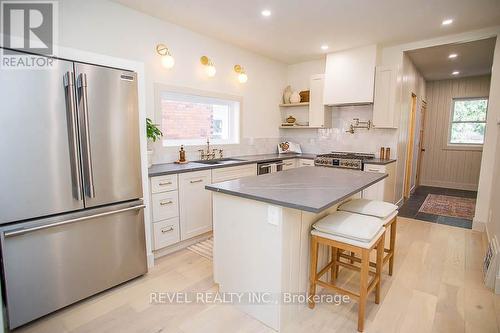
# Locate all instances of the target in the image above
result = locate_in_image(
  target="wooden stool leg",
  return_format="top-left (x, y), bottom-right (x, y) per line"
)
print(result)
top-left (335, 250), bottom-right (340, 277)
top-left (358, 249), bottom-right (369, 332)
top-left (389, 218), bottom-right (397, 276)
top-left (308, 236), bottom-right (319, 309)
top-left (375, 234), bottom-right (385, 304)
top-left (331, 247), bottom-right (338, 282)
top-left (350, 251), bottom-right (355, 264)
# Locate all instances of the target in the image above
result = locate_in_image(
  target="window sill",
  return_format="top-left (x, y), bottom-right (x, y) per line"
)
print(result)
top-left (443, 144), bottom-right (483, 152)
top-left (162, 140), bottom-right (240, 147)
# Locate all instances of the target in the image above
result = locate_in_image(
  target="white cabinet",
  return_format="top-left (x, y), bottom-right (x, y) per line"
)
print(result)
top-left (362, 162), bottom-right (396, 203)
top-left (151, 174), bottom-right (178, 193)
top-left (179, 170), bottom-right (212, 240)
top-left (211, 164), bottom-right (257, 183)
top-left (150, 174), bottom-right (180, 250)
top-left (372, 66), bottom-right (398, 128)
top-left (282, 159), bottom-right (297, 170)
top-left (152, 191), bottom-right (179, 222)
top-left (298, 159), bottom-right (314, 167)
top-left (153, 217), bottom-right (180, 250)
top-left (323, 45), bottom-right (377, 105)
top-left (309, 74), bottom-right (330, 127)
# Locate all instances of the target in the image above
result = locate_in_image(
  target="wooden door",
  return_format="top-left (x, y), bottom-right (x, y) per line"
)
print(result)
top-left (416, 100), bottom-right (427, 187)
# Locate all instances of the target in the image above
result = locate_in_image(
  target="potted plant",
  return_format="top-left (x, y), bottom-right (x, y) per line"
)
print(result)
top-left (146, 118), bottom-right (163, 167)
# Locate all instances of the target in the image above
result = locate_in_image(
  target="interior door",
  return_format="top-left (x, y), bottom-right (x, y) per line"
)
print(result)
top-left (75, 63), bottom-right (142, 207)
top-left (0, 49), bottom-right (84, 224)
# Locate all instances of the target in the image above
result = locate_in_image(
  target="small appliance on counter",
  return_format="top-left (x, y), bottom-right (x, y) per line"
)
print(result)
top-left (278, 141), bottom-right (302, 154)
top-left (314, 151), bottom-right (375, 170)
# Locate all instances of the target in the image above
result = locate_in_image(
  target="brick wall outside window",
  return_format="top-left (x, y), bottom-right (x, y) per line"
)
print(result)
top-left (161, 100), bottom-right (214, 140)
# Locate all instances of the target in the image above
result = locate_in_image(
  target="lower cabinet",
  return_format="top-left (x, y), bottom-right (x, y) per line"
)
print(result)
top-left (362, 162), bottom-right (396, 203)
top-left (298, 159), bottom-right (314, 167)
top-left (178, 170), bottom-right (212, 240)
top-left (282, 159), bottom-right (297, 170)
top-left (211, 163), bottom-right (257, 182)
top-left (153, 217), bottom-right (180, 250)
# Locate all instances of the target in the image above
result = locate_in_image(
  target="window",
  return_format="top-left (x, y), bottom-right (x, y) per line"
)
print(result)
top-left (449, 97), bottom-right (488, 146)
top-left (157, 89), bottom-right (240, 146)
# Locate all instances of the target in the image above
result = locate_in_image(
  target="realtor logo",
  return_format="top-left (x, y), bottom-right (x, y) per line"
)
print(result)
top-left (1, 0), bottom-right (58, 68)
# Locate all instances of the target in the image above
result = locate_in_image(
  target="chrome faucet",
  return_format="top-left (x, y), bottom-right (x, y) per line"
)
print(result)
top-left (198, 138), bottom-right (223, 160)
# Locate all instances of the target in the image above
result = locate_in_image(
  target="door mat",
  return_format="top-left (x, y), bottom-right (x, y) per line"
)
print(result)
top-left (187, 237), bottom-right (213, 261)
top-left (418, 194), bottom-right (476, 220)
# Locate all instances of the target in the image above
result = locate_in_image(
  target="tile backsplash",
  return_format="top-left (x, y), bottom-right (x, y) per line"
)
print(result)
top-left (152, 105), bottom-right (397, 164)
top-left (281, 105), bottom-right (398, 157)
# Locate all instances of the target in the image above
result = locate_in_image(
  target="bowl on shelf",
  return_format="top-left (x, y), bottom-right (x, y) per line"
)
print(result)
top-left (286, 115), bottom-right (296, 124)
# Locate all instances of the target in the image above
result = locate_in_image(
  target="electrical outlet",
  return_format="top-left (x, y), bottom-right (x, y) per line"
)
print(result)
top-left (267, 205), bottom-right (281, 226)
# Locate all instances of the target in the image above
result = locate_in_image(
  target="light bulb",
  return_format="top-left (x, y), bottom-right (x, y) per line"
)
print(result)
top-left (206, 64), bottom-right (216, 77)
top-left (238, 72), bottom-right (248, 83)
top-left (161, 54), bottom-right (175, 69)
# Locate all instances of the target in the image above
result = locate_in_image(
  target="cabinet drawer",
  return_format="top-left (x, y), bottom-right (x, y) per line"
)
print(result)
top-left (152, 191), bottom-right (179, 222)
top-left (363, 164), bottom-right (386, 173)
top-left (211, 164), bottom-right (257, 183)
top-left (151, 175), bottom-right (178, 193)
top-left (299, 159), bottom-right (314, 167)
top-left (282, 159), bottom-right (297, 170)
top-left (153, 217), bottom-right (180, 250)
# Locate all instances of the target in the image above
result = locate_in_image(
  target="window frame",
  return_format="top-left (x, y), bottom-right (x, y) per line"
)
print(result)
top-left (446, 96), bottom-right (488, 151)
top-left (154, 84), bottom-right (242, 147)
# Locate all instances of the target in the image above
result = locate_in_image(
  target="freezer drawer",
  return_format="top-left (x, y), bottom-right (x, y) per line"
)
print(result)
top-left (1, 203), bottom-right (147, 329)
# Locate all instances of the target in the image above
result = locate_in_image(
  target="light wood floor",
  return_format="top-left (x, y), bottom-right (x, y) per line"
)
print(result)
top-left (15, 217), bottom-right (500, 333)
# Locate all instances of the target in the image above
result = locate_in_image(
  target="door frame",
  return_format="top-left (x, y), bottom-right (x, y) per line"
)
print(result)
top-left (404, 93), bottom-right (418, 199)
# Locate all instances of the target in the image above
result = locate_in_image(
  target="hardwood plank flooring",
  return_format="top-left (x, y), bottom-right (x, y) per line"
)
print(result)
top-left (14, 218), bottom-right (499, 333)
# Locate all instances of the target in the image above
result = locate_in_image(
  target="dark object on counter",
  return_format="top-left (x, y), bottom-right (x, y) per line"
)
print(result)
top-left (385, 148), bottom-right (391, 160)
top-left (299, 90), bottom-right (310, 102)
top-left (179, 145), bottom-right (186, 162)
top-left (380, 147), bottom-right (385, 160)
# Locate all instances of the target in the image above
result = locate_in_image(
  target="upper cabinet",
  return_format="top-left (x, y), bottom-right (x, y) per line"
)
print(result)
top-left (323, 45), bottom-right (377, 106)
top-left (372, 65), bottom-right (399, 128)
top-left (309, 74), bottom-right (330, 127)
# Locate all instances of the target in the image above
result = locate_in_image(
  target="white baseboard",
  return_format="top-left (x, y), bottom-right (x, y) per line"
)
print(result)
top-left (473, 218), bottom-right (487, 233)
top-left (420, 180), bottom-right (478, 191)
top-left (153, 231), bottom-right (212, 260)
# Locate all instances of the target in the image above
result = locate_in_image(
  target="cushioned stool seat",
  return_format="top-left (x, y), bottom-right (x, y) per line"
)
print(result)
top-left (338, 198), bottom-right (397, 219)
top-left (337, 198), bottom-right (399, 276)
top-left (312, 211), bottom-right (385, 248)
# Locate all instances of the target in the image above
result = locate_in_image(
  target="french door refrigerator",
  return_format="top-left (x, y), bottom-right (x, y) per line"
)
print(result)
top-left (0, 48), bottom-right (147, 329)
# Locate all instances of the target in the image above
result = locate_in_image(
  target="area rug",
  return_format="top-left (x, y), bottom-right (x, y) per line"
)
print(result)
top-left (418, 194), bottom-right (476, 220)
top-left (187, 237), bottom-right (213, 260)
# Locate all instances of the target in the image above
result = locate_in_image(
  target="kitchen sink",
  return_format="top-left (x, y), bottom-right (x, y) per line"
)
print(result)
top-left (196, 158), bottom-right (245, 165)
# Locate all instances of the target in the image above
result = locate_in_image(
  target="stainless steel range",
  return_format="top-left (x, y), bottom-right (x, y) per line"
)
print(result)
top-left (314, 152), bottom-right (375, 170)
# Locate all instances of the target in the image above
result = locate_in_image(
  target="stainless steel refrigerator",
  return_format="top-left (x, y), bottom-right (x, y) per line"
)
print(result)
top-left (0, 48), bottom-right (147, 329)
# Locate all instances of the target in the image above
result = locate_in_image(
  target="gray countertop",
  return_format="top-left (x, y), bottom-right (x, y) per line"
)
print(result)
top-left (205, 167), bottom-right (388, 213)
top-left (364, 158), bottom-right (397, 165)
top-left (148, 153), bottom-right (317, 177)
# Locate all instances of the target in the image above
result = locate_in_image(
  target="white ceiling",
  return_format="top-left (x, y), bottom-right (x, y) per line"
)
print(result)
top-left (406, 37), bottom-right (496, 80)
top-left (112, 0), bottom-right (500, 64)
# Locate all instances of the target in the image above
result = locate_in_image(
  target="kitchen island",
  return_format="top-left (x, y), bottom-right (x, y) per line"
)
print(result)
top-left (205, 167), bottom-right (387, 331)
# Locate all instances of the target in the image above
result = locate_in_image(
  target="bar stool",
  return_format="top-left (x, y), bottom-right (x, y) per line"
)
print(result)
top-left (338, 199), bottom-right (398, 275)
top-left (308, 211), bottom-right (386, 332)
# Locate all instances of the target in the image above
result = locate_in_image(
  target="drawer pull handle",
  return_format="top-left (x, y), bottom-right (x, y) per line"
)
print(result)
top-left (161, 226), bottom-right (174, 233)
top-left (367, 169), bottom-right (380, 172)
top-left (159, 181), bottom-right (172, 186)
top-left (190, 179), bottom-right (203, 183)
top-left (160, 200), bottom-right (173, 205)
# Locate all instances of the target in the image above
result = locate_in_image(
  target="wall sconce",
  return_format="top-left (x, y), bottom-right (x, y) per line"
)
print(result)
top-left (156, 44), bottom-right (175, 69)
top-left (200, 56), bottom-right (216, 77)
top-left (234, 64), bottom-right (248, 83)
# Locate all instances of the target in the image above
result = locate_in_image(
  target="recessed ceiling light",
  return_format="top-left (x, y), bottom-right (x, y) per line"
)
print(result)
top-left (448, 53), bottom-right (458, 59)
top-left (442, 19), bottom-right (453, 25)
top-left (452, 71), bottom-right (460, 75)
top-left (321, 45), bottom-right (329, 50)
top-left (261, 9), bottom-right (271, 17)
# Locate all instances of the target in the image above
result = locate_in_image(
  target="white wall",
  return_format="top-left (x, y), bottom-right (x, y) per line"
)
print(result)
top-left (57, 0), bottom-right (287, 163)
top-left (421, 76), bottom-right (490, 191)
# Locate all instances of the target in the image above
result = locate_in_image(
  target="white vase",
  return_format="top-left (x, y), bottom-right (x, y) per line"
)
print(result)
top-left (283, 85), bottom-right (292, 104)
top-left (290, 91), bottom-right (301, 104)
top-left (147, 150), bottom-right (154, 168)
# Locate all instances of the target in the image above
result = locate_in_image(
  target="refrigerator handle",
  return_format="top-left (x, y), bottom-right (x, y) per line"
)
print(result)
top-left (63, 72), bottom-right (82, 201)
top-left (4, 204), bottom-right (146, 237)
top-left (77, 73), bottom-right (95, 198)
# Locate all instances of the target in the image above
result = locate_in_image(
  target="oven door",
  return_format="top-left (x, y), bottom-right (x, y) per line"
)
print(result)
top-left (257, 163), bottom-right (272, 175)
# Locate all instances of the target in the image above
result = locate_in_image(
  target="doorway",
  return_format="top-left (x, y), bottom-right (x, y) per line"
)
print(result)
top-left (415, 100), bottom-right (427, 187)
